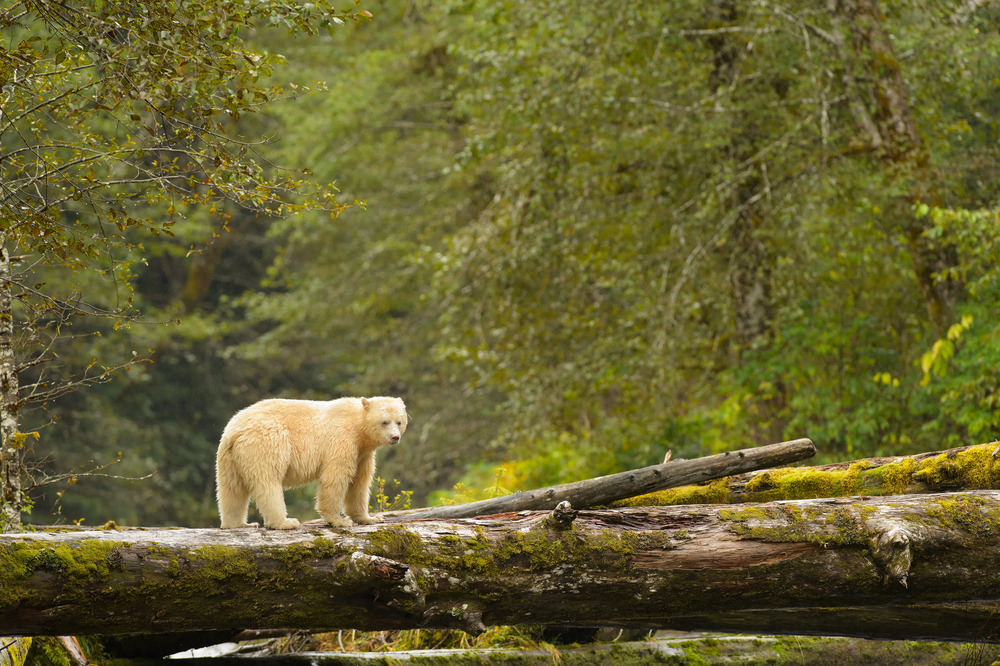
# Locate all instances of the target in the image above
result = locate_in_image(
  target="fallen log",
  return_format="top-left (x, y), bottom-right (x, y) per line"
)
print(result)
top-left (92, 635), bottom-right (999, 666)
top-left (382, 438), bottom-right (815, 521)
top-left (613, 441), bottom-right (1000, 508)
top-left (4, 491), bottom-right (1000, 642)
top-left (0, 638), bottom-right (31, 666)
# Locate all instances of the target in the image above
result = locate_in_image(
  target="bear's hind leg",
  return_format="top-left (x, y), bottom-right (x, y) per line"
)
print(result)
top-left (217, 452), bottom-right (258, 529)
top-left (218, 485), bottom-right (258, 529)
top-left (253, 482), bottom-right (300, 530)
top-left (345, 453), bottom-right (381, 525)
top-left (316, 469), bottom-right (353, 528)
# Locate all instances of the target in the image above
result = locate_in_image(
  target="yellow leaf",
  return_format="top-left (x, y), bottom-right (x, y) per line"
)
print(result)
top-left (921, 351), bottom-right (933, 375)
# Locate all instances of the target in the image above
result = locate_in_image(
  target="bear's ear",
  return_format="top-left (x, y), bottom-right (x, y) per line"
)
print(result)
top-left (361, 397), bottom-right (370, 410)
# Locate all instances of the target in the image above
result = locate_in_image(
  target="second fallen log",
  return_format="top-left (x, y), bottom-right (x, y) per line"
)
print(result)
top-left (614, 441), bottom-right (1000, 508)
top-left (384, 438), bottom-right (815, 521)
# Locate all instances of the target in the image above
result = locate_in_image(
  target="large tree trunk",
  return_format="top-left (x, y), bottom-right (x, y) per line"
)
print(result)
top-left (0, 246), bottom-right (22, 533)
top-left (4, 491), bottom-right (1000, 642)
top-left (613, 441), bottom-right (1000, 508)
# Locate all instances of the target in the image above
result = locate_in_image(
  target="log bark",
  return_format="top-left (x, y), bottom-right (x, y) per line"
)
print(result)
top-left (383, 438), bottom-right (815, 521)
top-left (4, 491), bottom-right (1000, 642)
top-left (613, 441), bottom-right (1000, 508)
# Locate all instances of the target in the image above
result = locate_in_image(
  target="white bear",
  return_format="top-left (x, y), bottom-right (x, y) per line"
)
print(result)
top-left (215, 396), bottom-right (407, 529)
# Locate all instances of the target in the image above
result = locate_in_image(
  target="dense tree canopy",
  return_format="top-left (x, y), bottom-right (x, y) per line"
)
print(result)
top-left (5, 0), bottom-right (1000, 527)
top-left (0, 0), bottom-right (367, 529)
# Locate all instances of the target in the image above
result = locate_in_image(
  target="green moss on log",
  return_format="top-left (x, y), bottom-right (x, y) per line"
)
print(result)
top-left (366, 522), bottom-right (678, 583)
top-left (0, 637), bottom-right (31, 666)
top-left (718, 503), bottom-right (879, 548)
top-left (0, 536), bottom-right (370, 633)
top-left (911, 445), bottom-right (1000, 490)
top-left (617, 443), bottom-right (1000, 508)
top-left (613, 477), bottom-right (734, 507)
top-left (926, 495), bottom-right (1000, 540)
top-left (0, 539), bottom-right (128, 611)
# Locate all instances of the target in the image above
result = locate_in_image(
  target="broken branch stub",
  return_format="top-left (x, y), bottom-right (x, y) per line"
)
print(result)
top-left (385, 438), bottom-right (815, 521)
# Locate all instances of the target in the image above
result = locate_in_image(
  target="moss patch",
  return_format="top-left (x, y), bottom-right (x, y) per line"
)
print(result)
top-left (613, 477), bottom-right (732, 507)
top-left (912, 444), bottom-right (1000, 491)
top-left (0, 539), bottom-right (129, 612)
top-left (925, 495), bottom-right (1000, 542)
top-left (861, 457), bottom-right (917, 495)
top-left (366, 521), bottom-right (677, 588)
top-left (719, 504), bottom-right (875, 548)
top-left (615, 443), bottom-right (1000, 508)
top-left (366, 525), bottom-right (429, 563)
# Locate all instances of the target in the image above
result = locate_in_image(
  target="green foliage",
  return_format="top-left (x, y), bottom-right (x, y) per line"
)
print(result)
top-left (914, 205), bottom-right (1000, 442)
top-left (17, 0), bottom-right (1000, 527)
top-left (373, 477), bottom-right (413, 513)
top-left (1, 0), bottom-right (365, 258)
top-left (0, 0), bottom-right (368, 526)
top-left (427, 0), bottom-right (1000, 474)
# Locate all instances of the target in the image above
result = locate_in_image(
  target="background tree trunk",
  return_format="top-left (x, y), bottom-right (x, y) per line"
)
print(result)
top-left (4, 491), bottom-right (1000, 642)
top-left (0, 247), bottom-right (22, 533)
top-left (829, 0), bottom-right (962, 332)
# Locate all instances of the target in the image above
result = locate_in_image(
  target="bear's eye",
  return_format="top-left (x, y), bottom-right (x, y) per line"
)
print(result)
top-left (382, 421), bottom-right (390, 426)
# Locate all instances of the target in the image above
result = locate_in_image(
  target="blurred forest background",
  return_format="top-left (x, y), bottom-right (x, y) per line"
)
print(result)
top-left (8, 0), bottom-right (1000, 527)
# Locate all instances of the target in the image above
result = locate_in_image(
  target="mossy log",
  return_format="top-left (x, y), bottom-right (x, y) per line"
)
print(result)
top-left (384, 439), bottom-right (816, 521)
top-left (614, 441), bottom-right (1000, 508)
top-left (0, 638), bottom-right (31, 666)
top-left (4, 491), bottom-right (1000, 642)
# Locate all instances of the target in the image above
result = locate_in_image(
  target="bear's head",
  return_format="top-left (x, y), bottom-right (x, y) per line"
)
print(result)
top-left (361, 396), bottom-right (408, 447)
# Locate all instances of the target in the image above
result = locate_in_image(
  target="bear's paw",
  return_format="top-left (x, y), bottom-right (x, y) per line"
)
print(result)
top-left (267, 517), bottom-right (301, 530)
top-left (351, 514), bottom-right (384, 525)
top-left (325, 516), bottom-right (354, 528)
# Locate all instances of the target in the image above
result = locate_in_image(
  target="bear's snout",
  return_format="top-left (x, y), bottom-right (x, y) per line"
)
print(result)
top-left (390, 433), bottom-right (400, 444)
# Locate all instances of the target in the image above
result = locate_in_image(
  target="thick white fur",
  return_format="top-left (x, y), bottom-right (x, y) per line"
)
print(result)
top-left (216, 396), bottom-right (407, 529)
